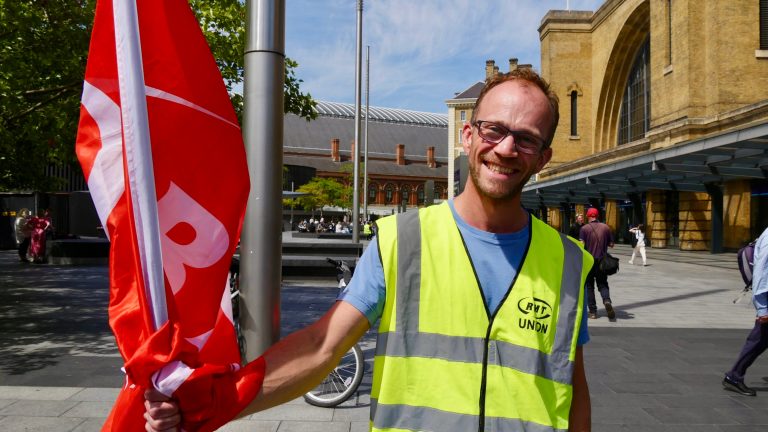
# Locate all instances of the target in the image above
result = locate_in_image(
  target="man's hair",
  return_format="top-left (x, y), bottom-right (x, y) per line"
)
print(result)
top-left (470, 68), bottom-right (559, 149)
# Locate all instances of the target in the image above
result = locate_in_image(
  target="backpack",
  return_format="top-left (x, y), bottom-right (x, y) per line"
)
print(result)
top-left (737, 240), bottom-right (757, 290)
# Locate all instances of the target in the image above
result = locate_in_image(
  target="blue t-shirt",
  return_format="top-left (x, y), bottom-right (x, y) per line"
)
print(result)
top-left (339, 201), bottom-right (589, 345)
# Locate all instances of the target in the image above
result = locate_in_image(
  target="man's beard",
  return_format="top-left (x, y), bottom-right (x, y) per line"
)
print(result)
top-left (468, 156), bottom-right (529, 201)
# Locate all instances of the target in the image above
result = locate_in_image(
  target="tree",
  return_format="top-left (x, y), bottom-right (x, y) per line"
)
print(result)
top-left (287, 177), bottom-right (350, 217)
top-left (0, 0), bottom-right (316, 191)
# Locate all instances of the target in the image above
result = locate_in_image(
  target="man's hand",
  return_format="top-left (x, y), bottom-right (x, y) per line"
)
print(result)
top-left (757, 315), bottom-right (768, 324)
top-left (144, 389), bottom-right (180, 432)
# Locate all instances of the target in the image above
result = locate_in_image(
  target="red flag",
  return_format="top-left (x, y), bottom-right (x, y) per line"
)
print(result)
top-left (75, 0), bottom-right (264, 429)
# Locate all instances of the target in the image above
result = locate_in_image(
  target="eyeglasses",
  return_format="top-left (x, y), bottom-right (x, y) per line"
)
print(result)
top-left (472, 120), bottom-right (545, 155)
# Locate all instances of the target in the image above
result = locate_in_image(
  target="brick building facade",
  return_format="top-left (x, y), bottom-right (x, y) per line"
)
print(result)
top-left (284, 101), bottom-right (448, 218)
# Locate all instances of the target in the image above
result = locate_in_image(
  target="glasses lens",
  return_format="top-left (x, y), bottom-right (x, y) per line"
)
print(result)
top-left (477, 122), bottom-right (506, 143)
top-left (513, 135), bottom-right (542, 154)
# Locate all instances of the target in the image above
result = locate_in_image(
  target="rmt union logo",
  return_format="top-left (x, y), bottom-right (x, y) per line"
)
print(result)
top-left (517, 297), bottom-right (552, 334)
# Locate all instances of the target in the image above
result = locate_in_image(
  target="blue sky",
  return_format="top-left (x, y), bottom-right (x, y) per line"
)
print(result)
top-left (285, 0), bottom-right (605, 114)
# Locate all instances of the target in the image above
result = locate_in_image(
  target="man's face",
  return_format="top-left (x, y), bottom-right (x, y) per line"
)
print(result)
top-left (577, 215), bottom-right (584, 224)
top-left (461, 80), bottom-right (553, 201)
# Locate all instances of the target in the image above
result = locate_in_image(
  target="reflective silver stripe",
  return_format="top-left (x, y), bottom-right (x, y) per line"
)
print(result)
top-left (378, 331), bottom-right (574, 384)
top-left (396, 210), bottom-right (422, 333)
top-left (486, 415), bottom-right (567, 432)
top-left (492, 340), bottom-right (574, 384)
top-left (371, 400), bottom-right (565, 432)
top-left (371, 399), bottom-right (480, 431)
top-left (377, 331), bottom-right (486, 363)
top-left (554, 233), bottom-right (584, 356)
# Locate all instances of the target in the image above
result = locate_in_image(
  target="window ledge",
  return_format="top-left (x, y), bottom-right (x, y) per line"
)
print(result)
top-left (569, 135), bottom-right (581, 140)
top-left (663, 64), bottom-right (674, 75)
top-left (756, 50), bottom-right (768, 59)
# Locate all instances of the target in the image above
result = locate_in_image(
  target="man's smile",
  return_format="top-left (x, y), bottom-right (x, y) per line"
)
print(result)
top-left (482, 158), bottom-right (518, 176)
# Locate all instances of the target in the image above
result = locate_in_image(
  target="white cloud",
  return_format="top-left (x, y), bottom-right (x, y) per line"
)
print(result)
top-left (286, 0), bottom-right (605, 112)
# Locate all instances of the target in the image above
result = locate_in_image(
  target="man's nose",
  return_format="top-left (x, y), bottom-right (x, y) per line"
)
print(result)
top-left (493, 134), bottom-right (520, 157)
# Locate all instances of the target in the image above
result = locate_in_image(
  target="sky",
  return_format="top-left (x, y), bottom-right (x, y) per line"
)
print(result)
top-left (285, 0), bottom-right (605, 114)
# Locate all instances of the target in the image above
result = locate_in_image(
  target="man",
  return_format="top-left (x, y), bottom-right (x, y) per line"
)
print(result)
top-left (569, 214), bottom-right (584, 239)
top-left (146, 69), bottom-right (593, 431)
top-left (579, 208), bottom-right (615, 320)
top-left (723, 227), bottom-right (768, 396)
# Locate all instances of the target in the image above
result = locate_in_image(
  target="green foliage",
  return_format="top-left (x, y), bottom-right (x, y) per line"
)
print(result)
top-left (0, 0), bottom-right (316, 191)
top-left (0, 0), bottom-right (94, 191)
top-left (288, 177), bottom-right (351, 215)
top-left (190, 0), bottom-right (317, 122)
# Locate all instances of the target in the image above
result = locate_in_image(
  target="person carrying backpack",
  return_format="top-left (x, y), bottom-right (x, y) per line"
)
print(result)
top-left (723, 226), bottom-right (768, 396)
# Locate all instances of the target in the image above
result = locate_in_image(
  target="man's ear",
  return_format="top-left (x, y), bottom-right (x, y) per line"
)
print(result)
top-left (535, 147), bottom-right (553, 173)
top-left (461, 123), bottom-right (473, 155)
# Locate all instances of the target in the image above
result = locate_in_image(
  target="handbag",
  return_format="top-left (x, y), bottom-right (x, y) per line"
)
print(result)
top-left (599, 253), bottom-right (620, 275)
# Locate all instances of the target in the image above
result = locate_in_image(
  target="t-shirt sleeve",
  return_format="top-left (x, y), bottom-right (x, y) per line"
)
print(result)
top-left (577, 293), bottom-right (590, 345)
top-left (337, 238), bottom-right (386, 326)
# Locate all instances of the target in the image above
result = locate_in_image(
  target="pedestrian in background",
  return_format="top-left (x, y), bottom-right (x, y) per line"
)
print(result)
top-left (628, 224), bottom-right (647, 266)
top-left (14, 208), bottom-right (32, 262)
top-left (723, 226), bottom-right (768, 396)
top-left (580, 207), bottom-right (616, 319)
top-left (568, 213), bottom-right (584, 239)
top-left (28, 210), bottom-right (52, 263)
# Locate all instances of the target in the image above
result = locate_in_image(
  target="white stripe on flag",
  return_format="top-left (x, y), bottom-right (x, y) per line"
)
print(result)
top-left (113, 0), bottom-right (167, 330)
top-left (146, 86), bottom-right (240, 129)
top-left (81, 81), bottom-right (125, 239)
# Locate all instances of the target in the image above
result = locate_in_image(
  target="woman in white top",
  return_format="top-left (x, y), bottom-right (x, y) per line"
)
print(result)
top-left (629, 224), bottom-right (647, 266)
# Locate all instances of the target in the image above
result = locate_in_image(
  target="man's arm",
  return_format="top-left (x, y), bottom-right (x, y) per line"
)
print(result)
top-left (753, 229), bottom-right (768, 318)
top-left (569, 346), bottom-right (591, 431)
top-left (242, 300), bottom-right (370, 414)
top-left (145, 301), bottom-right (370, 431)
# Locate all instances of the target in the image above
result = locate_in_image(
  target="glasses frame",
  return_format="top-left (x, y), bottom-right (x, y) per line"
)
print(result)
top-left (472, 120), bottom-right (545, 155)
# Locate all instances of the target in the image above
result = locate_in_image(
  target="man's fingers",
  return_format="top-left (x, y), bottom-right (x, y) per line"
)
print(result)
top-left (144, 389), bottom-right (180, 432)
top-left (144, 411), bottom-right (180, 432)
top-left (144, 388), bottom-right (171, 403)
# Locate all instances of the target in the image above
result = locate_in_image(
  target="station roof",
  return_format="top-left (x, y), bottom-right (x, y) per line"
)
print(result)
top-left (314, 101), bottom-right (447, 127)
top-left (284, 100), bottom-right (448, 179)
top-left (521, 121), bottom-right (768, 208)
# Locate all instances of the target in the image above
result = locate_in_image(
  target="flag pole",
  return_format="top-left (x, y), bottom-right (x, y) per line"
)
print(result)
top-left (363, 45), bottom-right (370, 221)
top-left (241, 0), bottom-right (285, 359)
top-left (352, 0), bottom-right (363, 243)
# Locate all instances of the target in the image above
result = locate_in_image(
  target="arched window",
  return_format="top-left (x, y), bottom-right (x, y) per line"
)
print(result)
top-left (401, 185), bottom-right (411, 205)
top-left (368, 183), bottom-right (378, 203)
top-left (417, 185), bottom-right (425, 205)
top-left (618, 38), bottom-right (650, 145)
top-left (761, 0), bottom-right (768, 50)
top-left (570, 90), bottom-right (578, 136)
top-left (384, 184), bottom-right (394, 204)
top-left (434, 185), bottom-right (443, 200)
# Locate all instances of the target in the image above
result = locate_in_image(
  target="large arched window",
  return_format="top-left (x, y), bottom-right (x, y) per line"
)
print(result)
top-left (384, 184), bottom-right (395, 204)
top-left (401, 185), bottom-right (411, 205)
top-left (368, 183), bottom-right (378, 204)
top-left (618, 38), bottom-right (650, 145)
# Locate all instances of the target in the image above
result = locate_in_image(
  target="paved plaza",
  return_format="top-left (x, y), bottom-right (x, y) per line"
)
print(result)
top-left (2, 241), bottom-right (768, 431)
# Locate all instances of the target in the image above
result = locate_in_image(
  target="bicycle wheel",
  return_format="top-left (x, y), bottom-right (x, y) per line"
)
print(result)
top-left (304, 344), bottom-right (364, 407)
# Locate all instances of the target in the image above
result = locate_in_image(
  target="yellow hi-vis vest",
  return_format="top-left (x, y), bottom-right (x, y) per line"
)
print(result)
top-left (371, 202), bottom-right (591, 432)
